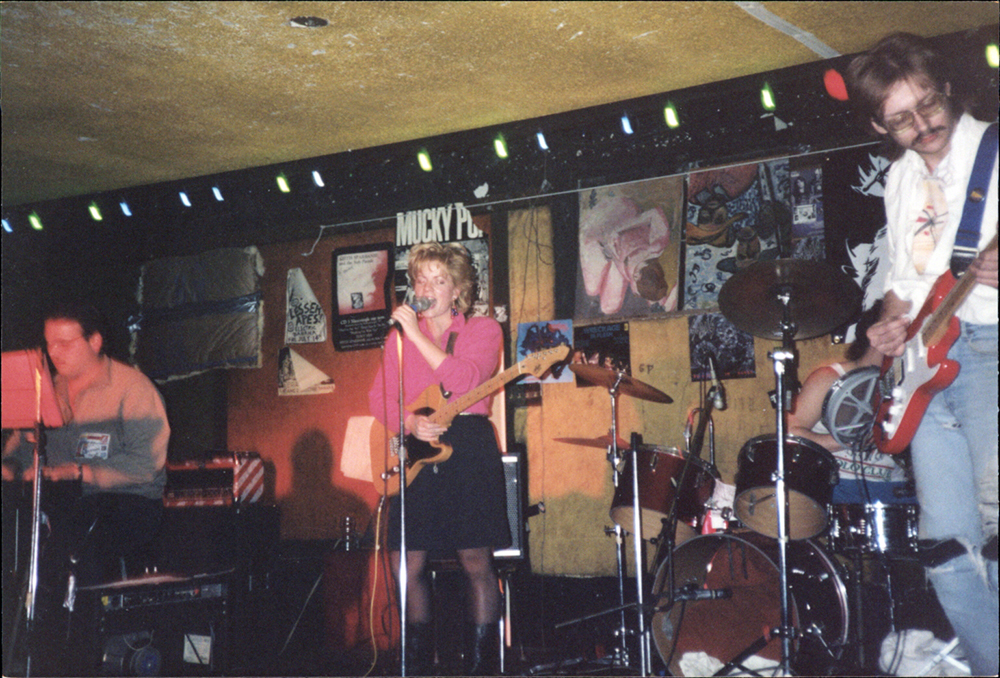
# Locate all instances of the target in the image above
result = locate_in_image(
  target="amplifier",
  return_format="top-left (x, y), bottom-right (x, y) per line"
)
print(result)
top-left (163, 452), bottom-right (264, 507)
top-left (98, 576), bottom-right (228, 612)
top-left (84, 574), bottom-right (230, 676)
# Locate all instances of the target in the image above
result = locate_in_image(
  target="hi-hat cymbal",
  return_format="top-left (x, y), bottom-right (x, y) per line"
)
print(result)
top-left (718, 258), bottom-right (861, 340)
top-left (553, 434), bottom-right (630, 450)
top-left (569, 364), bottom-right (673, 403)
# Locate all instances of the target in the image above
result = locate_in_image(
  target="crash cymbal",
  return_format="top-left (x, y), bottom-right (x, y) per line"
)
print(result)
top-left (569, 364), bottom-right (673, 403)
top-left (553, 434), bottom-right (630, 450)
top-left (718, 258), bottom-right (861, 340)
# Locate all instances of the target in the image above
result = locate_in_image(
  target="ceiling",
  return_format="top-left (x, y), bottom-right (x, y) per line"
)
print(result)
top-left (2, 1), bottom-right (996, 207)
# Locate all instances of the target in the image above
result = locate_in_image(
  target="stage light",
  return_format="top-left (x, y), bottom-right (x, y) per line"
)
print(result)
top-left (120, 202), bottom-right (132, 216)
top-left (212, 187), bottom-right (224, 201)
top-left (312, 171), bottom-right (325, 187)
top-left (664, 102), bottom-right (680, 129)
top-left (536, 131), bottom-right (549, 151)
top-left (620, 114), bottom-right (634, 135)
top-left (494, 134), bottom-right (508, 159)
top-left (987, 43), bottom-right (999, 68)
top-left (418, 149), bottom-right (433, 172)
top-left (29, 211), bottom-right (43, 230)
top-left (88, 202), bottom-right (103, 222)
top-left (276, 174), bottom-right (291, 193)
top-left (2, 219), bottom-right (12, 233)
top-left (824, 69), bottom-right (849, 101)
top-left (179, 192), bottom-right (192, 207)
top-left (760, 83), bottom-right (776, 111)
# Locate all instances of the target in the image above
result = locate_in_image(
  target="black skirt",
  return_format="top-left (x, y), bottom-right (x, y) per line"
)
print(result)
top-left (388, 415), bottom-right (511, 553)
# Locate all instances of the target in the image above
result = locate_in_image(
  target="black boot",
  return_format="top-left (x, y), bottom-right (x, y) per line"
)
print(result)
top-left (404, 621), bottom-right (433, 676)
top-left (463, 623), bottom-right (499, 676)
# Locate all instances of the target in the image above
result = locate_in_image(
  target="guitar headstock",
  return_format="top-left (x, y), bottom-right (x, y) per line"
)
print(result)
top-left (522, 344), bottom-right (571, 378)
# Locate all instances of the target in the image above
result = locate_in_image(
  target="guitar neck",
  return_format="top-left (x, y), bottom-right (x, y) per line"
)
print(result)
top-left (921, 233), bottom-right (998, 347)
top-left (427, 361), bottom-right (526, 426)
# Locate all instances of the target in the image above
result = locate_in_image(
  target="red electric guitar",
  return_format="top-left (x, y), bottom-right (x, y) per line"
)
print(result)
top-left (370, 344), bottom-right (569, 496)
top-left (875, 233), bottom-right (997, 454)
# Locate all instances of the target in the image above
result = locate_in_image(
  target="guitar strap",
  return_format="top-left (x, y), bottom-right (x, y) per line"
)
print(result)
top-left (950, 122), bottom-right (998, 276)
top-left (437, 331), bottom-right (460, 399)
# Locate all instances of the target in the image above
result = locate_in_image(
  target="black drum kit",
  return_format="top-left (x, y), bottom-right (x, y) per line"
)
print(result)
top-left (551, 259), bottom-right (931, 676)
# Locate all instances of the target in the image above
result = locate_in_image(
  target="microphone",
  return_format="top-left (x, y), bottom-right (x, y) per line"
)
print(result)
top-left (708, 354), bottom-right (727, 411)
top-left (388, 297), bottom-right (434, 326)
top-left (672, 586), bottom-right (733, 602)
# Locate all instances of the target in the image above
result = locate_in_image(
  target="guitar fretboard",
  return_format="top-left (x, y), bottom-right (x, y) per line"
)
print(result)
top-left (921, 233), bottom-right (998, 347)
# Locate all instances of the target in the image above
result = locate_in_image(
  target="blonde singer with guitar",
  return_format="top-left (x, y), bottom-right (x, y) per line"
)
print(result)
top-left (368, 242), bottom-right (508, 675)
top-left (847, 33), bottom-right (997, 676)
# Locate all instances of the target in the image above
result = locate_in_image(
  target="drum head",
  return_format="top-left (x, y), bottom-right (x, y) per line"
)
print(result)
top-left (821, 366), bottom-right (882, 451)
top-left (651, 532), bottom-right (848, 676)
top-left (734, 435), bottom-right (838, 540)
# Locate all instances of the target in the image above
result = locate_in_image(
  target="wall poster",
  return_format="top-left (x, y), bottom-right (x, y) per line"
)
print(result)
top-left (682, 160), bottom-right (791, 310)
top-left (516, 320), bottom-right (574, 384)
top-left (688, 313), bottom-right (756, 382)
top-left (330, 243), bottom-right (393, 352)
top-left (571, 322), bottom-right (631, 387)
top-left (393, 202), bottom-right (494, 318)
top-left (576, 175), bottom-right (684, 321)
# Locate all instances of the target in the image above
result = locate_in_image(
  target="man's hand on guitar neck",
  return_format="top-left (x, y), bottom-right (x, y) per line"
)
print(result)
top-left (868, 291), bottom-right (912, 358)
top-left (968, 245), bottom-right (998, 289)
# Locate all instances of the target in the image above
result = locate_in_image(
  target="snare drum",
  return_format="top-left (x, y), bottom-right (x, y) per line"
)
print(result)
top-left (828, 502), bottom-right (919, 556)
top-left (734, 435), bottom-right (839, 540)
top-left (610, 446), bottom-right (716, 539)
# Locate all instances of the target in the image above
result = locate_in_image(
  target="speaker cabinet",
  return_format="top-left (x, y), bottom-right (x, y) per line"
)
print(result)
top-left (494, 453), bottom-right (525, 560)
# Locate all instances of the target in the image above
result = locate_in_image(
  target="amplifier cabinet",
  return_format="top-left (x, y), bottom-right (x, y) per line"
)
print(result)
top-left (83, 575), bottom-right (229, 676)
top-left (494, 454), bottom-right (525, 560)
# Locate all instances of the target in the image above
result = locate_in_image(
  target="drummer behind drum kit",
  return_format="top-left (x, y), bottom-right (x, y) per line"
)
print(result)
top-left (553, 259), bottom-right (934, 676)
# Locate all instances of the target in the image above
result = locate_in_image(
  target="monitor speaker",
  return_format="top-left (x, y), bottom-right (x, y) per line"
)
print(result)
top-left (494, 454), bottom-right (525, 560)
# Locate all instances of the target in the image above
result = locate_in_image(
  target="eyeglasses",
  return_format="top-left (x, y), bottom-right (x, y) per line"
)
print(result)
top-left (45, 335), bottom-right (86, 351)
top-left (881, 92), bottom-right (947, 133)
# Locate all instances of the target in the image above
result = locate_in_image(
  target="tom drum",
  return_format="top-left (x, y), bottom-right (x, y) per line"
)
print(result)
top-left (734, 435), bottom-right (839, 540)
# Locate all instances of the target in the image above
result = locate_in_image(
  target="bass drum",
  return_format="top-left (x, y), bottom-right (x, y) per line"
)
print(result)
top-left (651, 532), bottom-right (848, 676)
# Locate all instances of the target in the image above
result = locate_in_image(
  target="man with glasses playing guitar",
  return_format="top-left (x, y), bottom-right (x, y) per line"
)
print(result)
top-left (846, 32), bottom-right (997, 676)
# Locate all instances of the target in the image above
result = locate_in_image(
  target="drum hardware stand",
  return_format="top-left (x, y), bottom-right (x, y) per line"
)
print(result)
top-left (767, 289), bottom-right (801, 675)
top-left (555, 375), bottom-right (651, 676)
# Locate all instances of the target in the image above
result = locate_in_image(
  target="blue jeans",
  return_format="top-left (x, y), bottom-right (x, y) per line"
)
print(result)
top-left (910, 321), bottom-right (997, 675)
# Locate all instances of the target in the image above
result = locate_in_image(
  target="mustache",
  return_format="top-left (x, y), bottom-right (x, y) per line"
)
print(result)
top-left (915, 126), bottom-right (947, 143)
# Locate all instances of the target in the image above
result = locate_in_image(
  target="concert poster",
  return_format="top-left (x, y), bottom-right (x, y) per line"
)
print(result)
top-left (330, 243), bottom-right (393, 352)
top-left (285, 267), bottom-right (327, 344)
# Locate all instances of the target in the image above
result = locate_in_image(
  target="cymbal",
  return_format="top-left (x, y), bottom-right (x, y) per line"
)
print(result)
top-left (569, 364), bottom-right (673, 403)
top-left (718, 258), bottom-right (861, 340)
top-left (553, 434), bottom-right (630, 450)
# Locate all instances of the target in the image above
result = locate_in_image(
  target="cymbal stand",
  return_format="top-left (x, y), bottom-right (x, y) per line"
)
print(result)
top-left (769, 288), bottom-right (799, 675)
top-left (554, 374), bottom-right (651, 676)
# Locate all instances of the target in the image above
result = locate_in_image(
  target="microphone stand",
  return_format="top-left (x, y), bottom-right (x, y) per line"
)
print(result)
top-left (656, 382), bottom-right (720, 616)
top-left (394, 330), bottom-right (410, 677)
